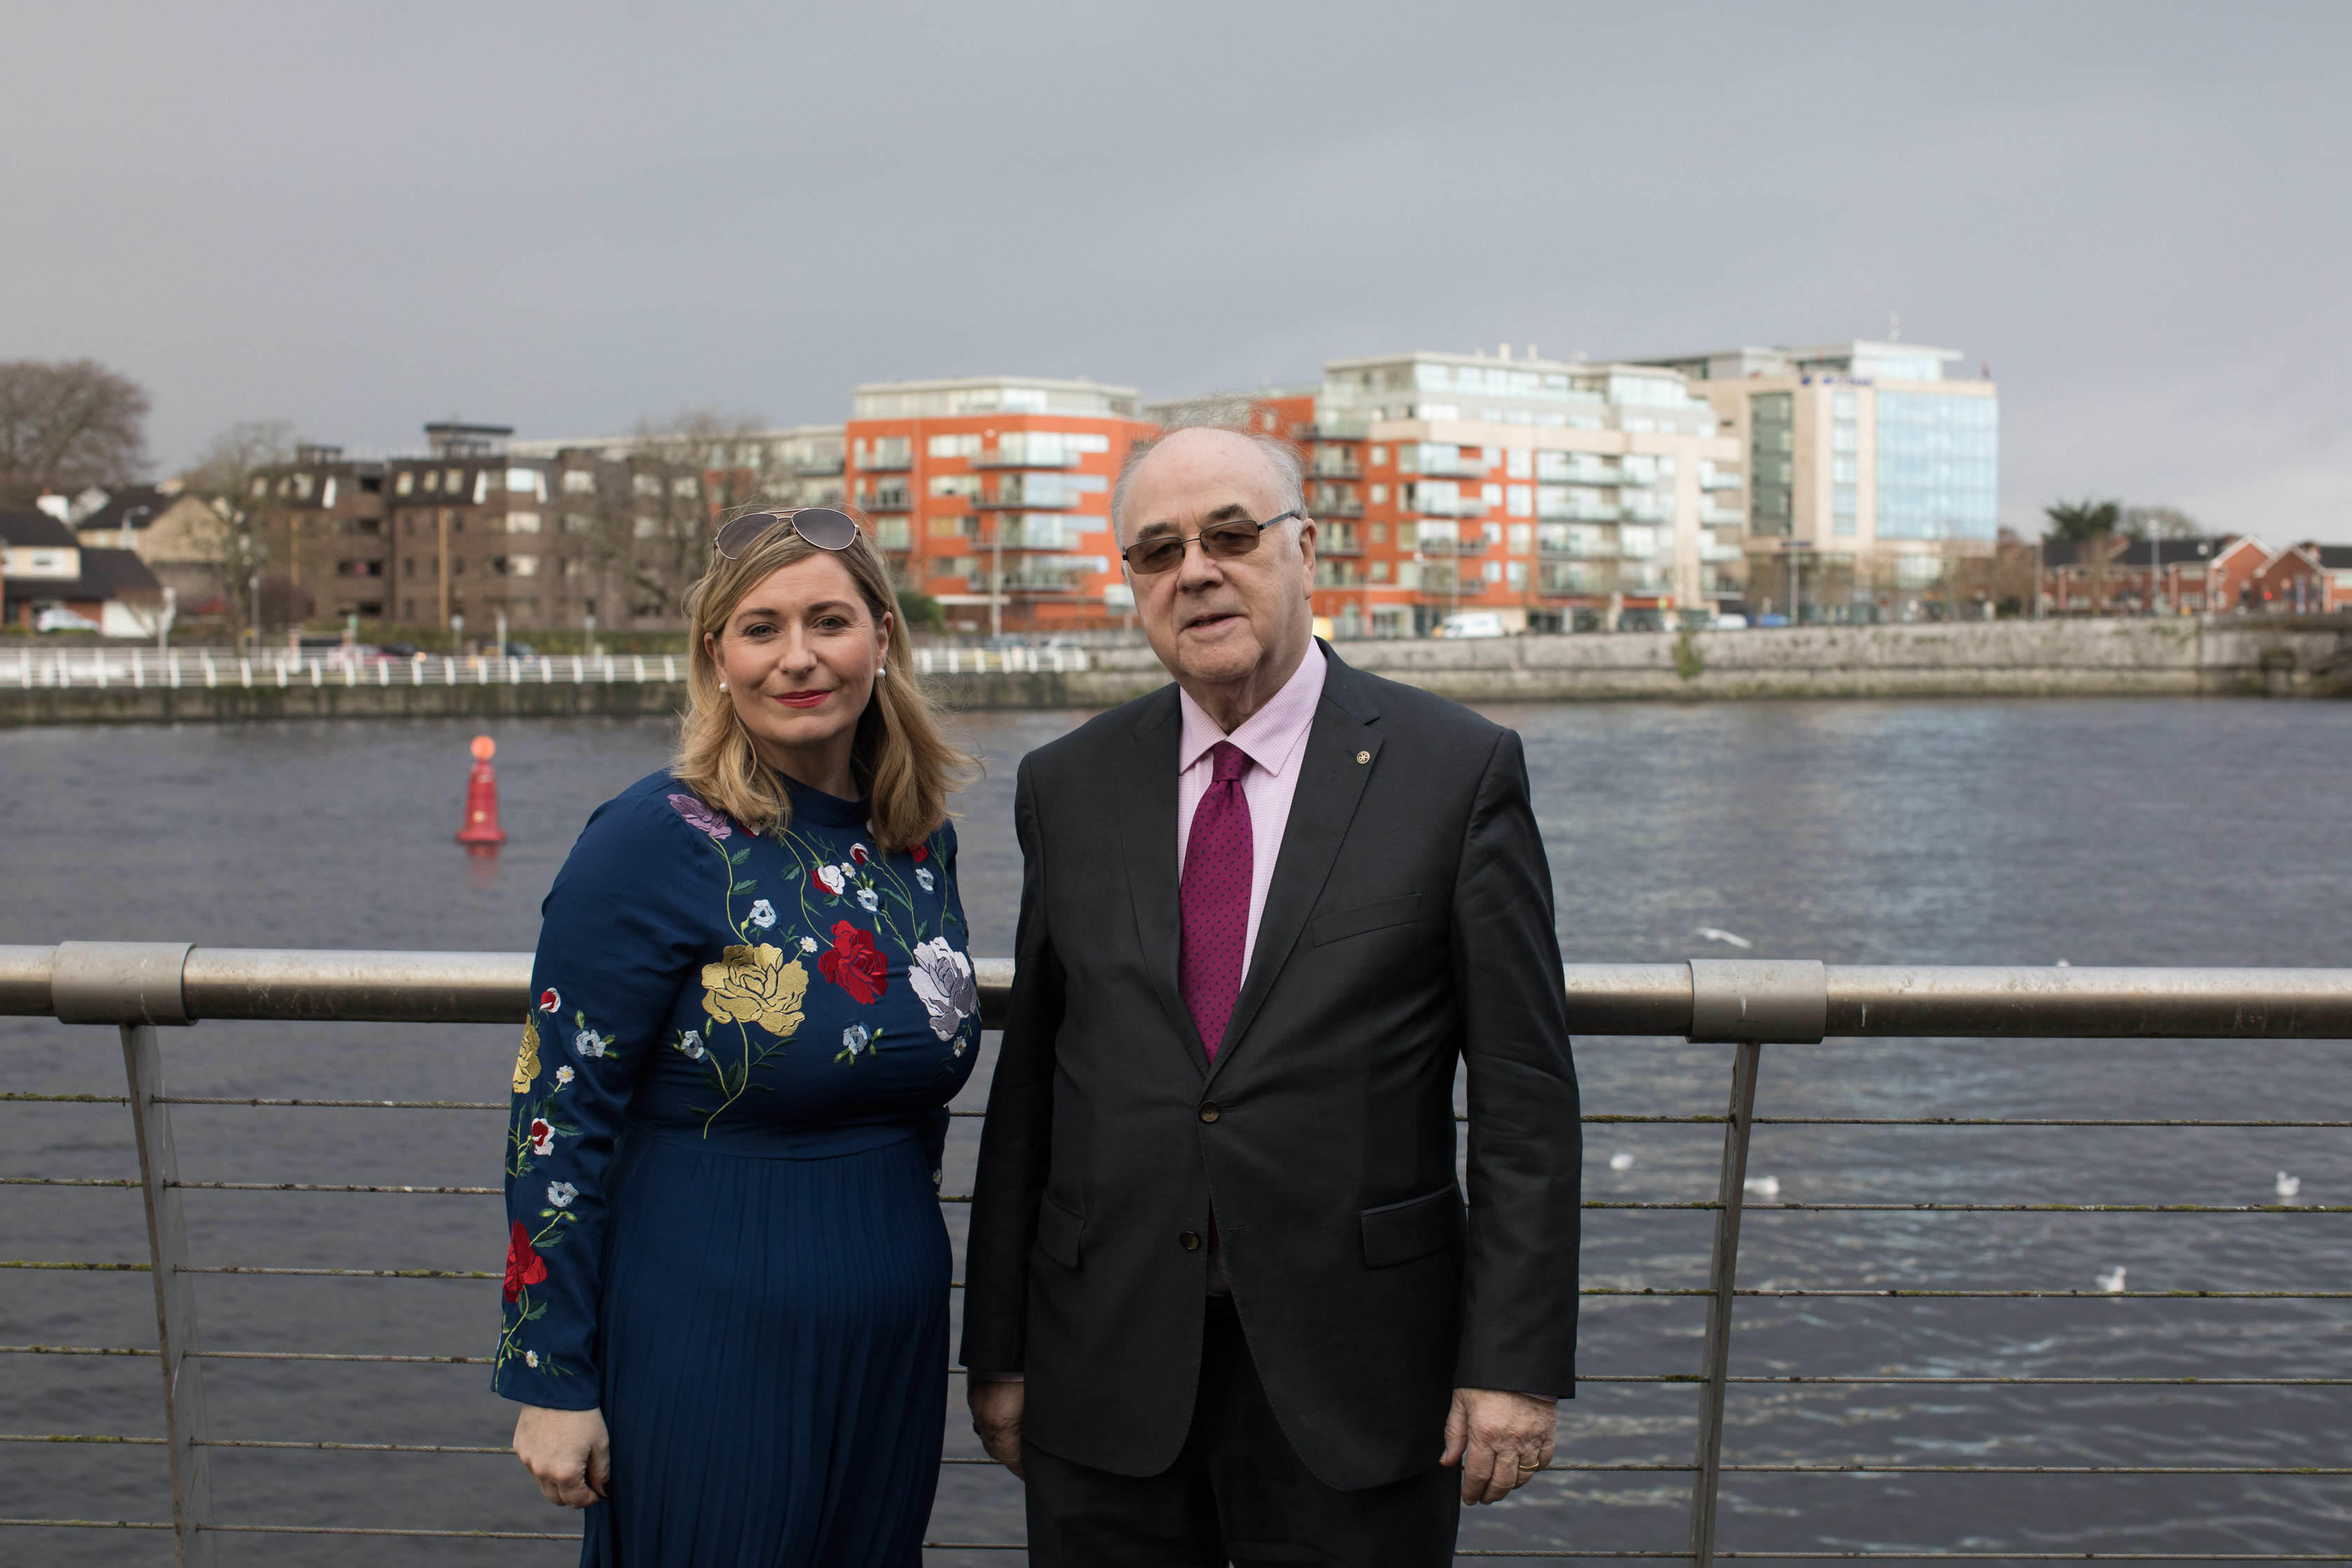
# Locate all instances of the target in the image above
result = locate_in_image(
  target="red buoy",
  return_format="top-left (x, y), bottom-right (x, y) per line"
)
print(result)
top-left (457, 734), bottom-right (508, 846)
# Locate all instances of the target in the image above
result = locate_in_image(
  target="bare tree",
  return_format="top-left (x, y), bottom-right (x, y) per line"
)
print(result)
top-left (182, 421), bottom-right (297, 642)
top-left (0, 359), bottom-right (152, 506)
top-left (570, 408), bottom-right (778, 622)
top-left (2120, 504), bottom-right (2202, 540)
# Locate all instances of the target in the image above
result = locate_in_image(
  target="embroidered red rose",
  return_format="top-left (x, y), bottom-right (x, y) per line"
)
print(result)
top-left (537, 987), bottom-right (561, 1013)
top-left (504, 1221), bottom-right (548, 1303)
top-left (850, 843), bottom-right (870, 865)
top-left (811, 864), bottom-right (846, 897)
top-left (819, 920), bottom-right (889, 1005)
top-left (910, 843), bottom-right (928, 864)
top-left (528, 1118), bottom-right (554, 1156)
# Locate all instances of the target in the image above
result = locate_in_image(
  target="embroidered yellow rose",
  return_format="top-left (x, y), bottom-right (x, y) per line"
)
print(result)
top-left (512, 1014), bottom-right (542, 1094)
top-left (701, 944), bottom-right (808, 1038)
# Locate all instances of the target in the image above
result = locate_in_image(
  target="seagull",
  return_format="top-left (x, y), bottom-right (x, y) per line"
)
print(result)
top-left (2096, 1266), bottom-right (2127, 1294)
top-left (1609, 1152), bottom-right (1634, 1172)
top-left (1742, 1174), bottom-right (1781, 1200)
top-left (1695, 927), bottom-right (1754, 949)
top-left (2055, 958), bottom-right (2071, 967)
top-left (2276, 1172), bottom-right (2302, 1201)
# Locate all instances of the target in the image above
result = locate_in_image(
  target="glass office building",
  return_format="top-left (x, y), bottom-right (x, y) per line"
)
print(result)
top-left (1875, 392), bottom-right (1999, 540)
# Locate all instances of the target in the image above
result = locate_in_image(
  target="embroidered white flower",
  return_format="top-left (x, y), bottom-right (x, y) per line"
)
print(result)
top-left (525, 1350), bottom-right (540, 1368)
top-left (747, 899), bottom-right (776, 930)
top-left (855, 887), bottom-right (880, 912)
top-left (799, 936), bottom-right (818, 953)
top-left (814, 864), bottom-right (846, 897)
top-left (907, 936), bottom-right (979, 1044)
top-left (554, 1065), bottom-right (574, 1087)
top-left (674, 1029), bottom-right (706, 1062)
top-left (546, 1181), bottom-right (578, 1209)
top-left (529, 1119), bottom-right (556, 1156)
top-left (574, 1028), bottom-right (608, 1059)
top-left (841, 1022), bottom-right (871, 1057)
top-left (915, 867), bottom-right (934, 893)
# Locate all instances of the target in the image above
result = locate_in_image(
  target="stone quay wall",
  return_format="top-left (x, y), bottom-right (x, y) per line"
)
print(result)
top-left (4, 620), bottom-right (2345, 726)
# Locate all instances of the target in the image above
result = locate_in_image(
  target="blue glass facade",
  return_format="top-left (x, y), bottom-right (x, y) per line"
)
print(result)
top-left (1875, 393), bottom-right (1998, 540)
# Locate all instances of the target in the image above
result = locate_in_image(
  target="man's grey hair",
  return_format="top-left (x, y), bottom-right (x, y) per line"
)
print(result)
top-left (1111, 398), bottom-right (1307, 545)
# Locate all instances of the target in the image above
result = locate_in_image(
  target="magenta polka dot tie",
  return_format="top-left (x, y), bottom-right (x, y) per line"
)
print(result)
top-left (1180, 741), bottom-right (1252, 1061)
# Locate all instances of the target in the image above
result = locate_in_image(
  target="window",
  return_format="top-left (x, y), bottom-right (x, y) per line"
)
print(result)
top-left (507, 554), bottom-right (540, 577)
top-left (672, 476), bottom-right (699, 498)
top-left (1483, 559), bottom-right (1504, 584)
top-left (1371, 560), bottom-right (1390, 582)
top-left (1620, 526), bottom-right (1658, 557)
top-left (1369, 484), bottom-right (1388, 503)
top-left (1875, 393), bottom-right (1998, 540)
top-left (1508, 524), bottom-right (1532, 554)
top-left (1896, 554), bottom-right (1943, 587)
top-left (875, 517), bottom-right (911, 548)
top-left (395, 472), bottom-right (414, 496)
top-left (445, 470), bottom-right (463, 491)
top-left (1480, 482), bottom-right (1503, 510)
top-left (1370, 522), bottom-right (1387, 543)
top-left (564, 513), bottom-right (591, 533)
top-left (507, 468), bottom-right (540, 493)
top-left (293, 473), bottom-right (314, 499)
top-left (929, 517), bottom-right (969, 540)
top-left (563, 470), bottom-right (597, 494)
top-left (564, 559), bottom-right (586, 579)
top-left (633, 516), bottom-right (658, 538)
top-left (508, 512), bottom-right (542, 534)
top-left (1506, 560), bottom-right (1527, 589)
top-left (1505, 447), bottom-right (1532, 479)
top-left (1833, 391), bottom-right (1858, 419)
top-left (927, 433), bottom-right (981, 459)
top-left (1482, 523), bottom-right (1503, 548)
top-left (422, 470), bottom-right (440, 492)
top-left (1832, 425), bottom-right (1858, 453)
top-left (250, 476), bottom-right (269, 497)
top-left (1368, 445), bottom-right (1387, 466)
top-left (928, 475), bottom-right (979, 498)
top-left (1506, 484), bottom-right (1533, 518)
top-left (1831, 456), bottom-right (1858, 484)
top-left (634, 475), bottom-right (664, 497)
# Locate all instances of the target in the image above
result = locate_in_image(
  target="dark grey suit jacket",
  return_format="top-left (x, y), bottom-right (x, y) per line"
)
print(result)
top-left (960, 644), bottom-right (1580, 1490)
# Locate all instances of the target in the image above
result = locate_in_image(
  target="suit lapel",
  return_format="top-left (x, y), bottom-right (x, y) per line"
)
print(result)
top-left (1207, 652), bottom-right (1382, 1084)
top-left (1119, 689), bottom-right (1210, 1076)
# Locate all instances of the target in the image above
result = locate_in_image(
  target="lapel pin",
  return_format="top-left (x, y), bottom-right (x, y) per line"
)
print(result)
top-left (1355, 750), bottom-right (1371, 764)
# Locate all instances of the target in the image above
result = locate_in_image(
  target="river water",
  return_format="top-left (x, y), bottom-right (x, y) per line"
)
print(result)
top-left (4, 699), bottom-right (2349, 1564)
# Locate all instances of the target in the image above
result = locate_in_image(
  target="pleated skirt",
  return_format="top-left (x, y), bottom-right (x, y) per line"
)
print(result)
top-left (582, 1130), bottom-right (951, 1567)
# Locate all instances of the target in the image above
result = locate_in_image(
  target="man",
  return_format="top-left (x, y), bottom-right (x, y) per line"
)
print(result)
top-left (962, 421), bottom-right (1581, 1564)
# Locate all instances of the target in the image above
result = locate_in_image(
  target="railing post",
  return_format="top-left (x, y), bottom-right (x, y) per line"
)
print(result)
top-left (121, 1021), bottom-right (216, 1567)
top-left (1687, 1039), bottom-right (1760, 1566)
top-left (1682, 958), bottom-right (1823, 1567)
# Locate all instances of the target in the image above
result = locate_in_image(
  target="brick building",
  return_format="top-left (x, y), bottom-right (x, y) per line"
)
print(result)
top-left (841, 377), bottom-right (1144, 635)
top-left (2038, 534), bottom-right (2269, 615)
top-left (2248, 541), bottom-right (2352, 615)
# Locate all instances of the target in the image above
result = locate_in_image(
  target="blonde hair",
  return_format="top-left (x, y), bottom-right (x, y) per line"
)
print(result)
top-left (672, 511), bottom-right (976, 851)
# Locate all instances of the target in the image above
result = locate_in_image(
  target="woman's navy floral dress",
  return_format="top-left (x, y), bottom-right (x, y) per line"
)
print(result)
top-left (496, 769), bottom-right (980, 1566)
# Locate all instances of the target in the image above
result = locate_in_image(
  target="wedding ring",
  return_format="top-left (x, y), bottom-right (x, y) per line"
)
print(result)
top-left (1515, 1459), bottom-right (1543, 1471)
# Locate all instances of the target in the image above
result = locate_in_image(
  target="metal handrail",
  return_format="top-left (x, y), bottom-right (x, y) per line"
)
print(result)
top-left (3, 944), bottom-right (2348, 1564)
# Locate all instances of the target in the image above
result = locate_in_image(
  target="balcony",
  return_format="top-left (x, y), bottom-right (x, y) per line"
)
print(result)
top-left (1700, 469), bottom-right (1743, 491)
top-left (987, 522), bottom-right (1085, 550)
top-left (971, 449), bottom-right (1077, 469)
top-left (1295, 414), bottom-right (1371, 440)
top-left (855, 453), bottom-right (913, 472)
top-left (1318, 525), bottom-right (1362, 555)
top-left (1310, 455), bottom-right (1364, 479)
top-left (1700, 504), bottom-right (1745, 526)
top-left (1313, 496), bottom-right (1364, 517)
top-left (1413, 456), bottom-right (1488, 479)
top-left (792, 458), bottom-right (845, 477)
top-left (1539, 461), bottom-right (1620, 486)
top-left (974, 484), bottom-right (1074, 510)
top-left (855, 491), bottom-right (913, 514)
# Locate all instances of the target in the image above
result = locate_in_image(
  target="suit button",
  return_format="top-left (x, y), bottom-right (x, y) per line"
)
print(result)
top-left (1199, 1102), bottom-right (1221, 1124)
top-left (1180, 1231), bottom-right (1203, 1251)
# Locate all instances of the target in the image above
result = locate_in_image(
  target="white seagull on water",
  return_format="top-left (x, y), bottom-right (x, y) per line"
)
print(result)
top-left (2276, 1172), bottom-right (2302, 1202)
top-left (2096, 1266), bottom-right (2127, 1294)
top-left (1608, 1152), bottom-right (1635, 1172)
top-left (1743, 1174), bottom-right (1781, 1200)
top-left (1695, 927), bottom-right (1754, 950)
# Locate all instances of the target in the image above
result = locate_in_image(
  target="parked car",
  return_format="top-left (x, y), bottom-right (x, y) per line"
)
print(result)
top-left (506, 642), bottom-right (537, 659)
top-left (1712, 613), bottom-right (1750, 630)
top-left (374, 641), bottom-right (421, 660)
top-left (34, 607), bottom-right (102, 634)
top-left (1434, 611), bottom-right (1508, 639)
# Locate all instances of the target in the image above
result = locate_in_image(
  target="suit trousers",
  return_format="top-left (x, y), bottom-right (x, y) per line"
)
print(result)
top-left (1022, 1296), bottom-right (1461, 1567)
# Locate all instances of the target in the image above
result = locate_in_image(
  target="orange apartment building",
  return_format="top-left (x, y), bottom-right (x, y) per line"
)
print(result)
top-left (841, 377), bottom-right (1145, 636)
top-left (1230, 350), bottom-right (1744, 636)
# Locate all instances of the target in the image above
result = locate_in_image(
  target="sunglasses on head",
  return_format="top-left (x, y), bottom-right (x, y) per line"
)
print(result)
top-left (712, 507), bottom-right (862, 561)
top-left (1119, 510), bottom-right (1300, 575)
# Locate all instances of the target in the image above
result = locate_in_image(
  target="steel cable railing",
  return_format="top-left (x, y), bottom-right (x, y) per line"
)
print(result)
top-left (1, 943), bottom-right (2348, 1563)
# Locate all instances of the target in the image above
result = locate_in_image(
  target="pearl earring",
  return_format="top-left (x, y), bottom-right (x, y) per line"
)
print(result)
top-left (877, 664), bottom-right (888, 680)
top-left (717, 680), bottom-right (727, 691)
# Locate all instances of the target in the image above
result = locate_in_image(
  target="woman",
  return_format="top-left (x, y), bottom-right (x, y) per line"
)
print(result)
top-left (496, 506), bottom-right (981, 1564)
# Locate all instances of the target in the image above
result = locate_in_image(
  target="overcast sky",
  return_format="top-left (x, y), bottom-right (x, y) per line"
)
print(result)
top-left (8, 1), bottom-right (2348, 539)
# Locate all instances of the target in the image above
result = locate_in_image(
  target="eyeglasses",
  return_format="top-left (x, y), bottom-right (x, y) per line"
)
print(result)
top-left (1119, 510), bottom-right (1300, 575)
top-left (712, 507), bottom-right (862, 560)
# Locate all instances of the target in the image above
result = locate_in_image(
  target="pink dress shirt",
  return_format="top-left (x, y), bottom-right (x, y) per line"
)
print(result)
top-left (1175, 640), bottom-right (1329, 983)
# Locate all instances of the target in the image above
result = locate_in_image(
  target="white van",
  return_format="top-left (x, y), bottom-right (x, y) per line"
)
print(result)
top-left (1434, 611), bottom-right (1508, 639)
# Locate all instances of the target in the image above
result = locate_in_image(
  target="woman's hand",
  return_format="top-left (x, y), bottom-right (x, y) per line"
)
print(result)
top-left (513, 1405), bottom-right (610, 1508)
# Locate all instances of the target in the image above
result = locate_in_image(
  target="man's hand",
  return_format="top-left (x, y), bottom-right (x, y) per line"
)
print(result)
top-left (513, 1405), bottom-right (610, 1508)
top-left (1439, 1387), bottom-right (1556, 1505)
top-left (969, 1378), bottom-right (1027, 1478)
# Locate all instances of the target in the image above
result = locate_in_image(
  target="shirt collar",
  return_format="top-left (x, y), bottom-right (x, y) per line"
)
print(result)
top-left (1177, 639), bottom-right (1328, 778)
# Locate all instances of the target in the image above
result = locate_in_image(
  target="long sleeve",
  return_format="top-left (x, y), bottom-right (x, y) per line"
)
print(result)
top-left (958, 758), bottom-right (1067, 1376)
top-left (1450, 727), bottom-right (1583, 1398)
top-left (493, 789), bottom-right (719, 1408)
